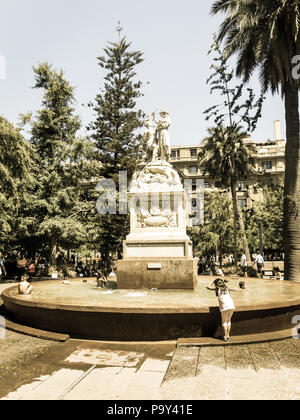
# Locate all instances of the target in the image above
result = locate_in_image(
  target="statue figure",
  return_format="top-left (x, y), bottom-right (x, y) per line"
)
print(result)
top-left (143, 110), bottom-right (171, 162)
top-left (152, 110), bottom-right (171, 162)
top-left (143, 118), bottom-right (158, 162)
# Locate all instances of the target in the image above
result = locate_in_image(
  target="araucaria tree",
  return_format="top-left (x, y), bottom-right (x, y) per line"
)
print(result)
top-left (211, 0), bottom-right (300, 281)
top-left (200, 37), bottom-right (264, 264)
top-left (20, 63), bottom-right (89, 263)
top-left (88, 34), bottom-right (145, 263)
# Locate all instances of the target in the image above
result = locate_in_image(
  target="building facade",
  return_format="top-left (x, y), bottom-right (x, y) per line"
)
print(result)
top-left (170, 121), bottom-right (285, 209)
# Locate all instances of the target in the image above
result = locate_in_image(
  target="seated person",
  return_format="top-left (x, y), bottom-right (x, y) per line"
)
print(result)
top-left (204, 264), bottom-right (213, 276)
top-left (18, 275), bottom-right (33, 295)
top-left (273, 266), bottom-right (283, 280)
top-left (214, 264), bottom-right (224, 277)
top-left (96, 268), bottom-right (108, 288)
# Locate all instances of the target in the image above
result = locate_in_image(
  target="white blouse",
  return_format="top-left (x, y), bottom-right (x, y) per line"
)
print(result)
top-left (218, 290), bottom-right (235, 312)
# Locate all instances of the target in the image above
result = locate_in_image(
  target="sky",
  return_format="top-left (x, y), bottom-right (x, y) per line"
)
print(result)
top-left (0, 0), bottom-right (286, 146)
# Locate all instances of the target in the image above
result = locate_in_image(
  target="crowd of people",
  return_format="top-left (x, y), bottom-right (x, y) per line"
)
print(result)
top-left (197, 250), bottom-right (283, 281)
top-left (0, 251), bottom-right (117, 287)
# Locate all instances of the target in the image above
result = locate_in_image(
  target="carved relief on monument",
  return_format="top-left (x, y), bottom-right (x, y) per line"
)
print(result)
top-left (136, 207), bottom-right (177, 229)
top-left (130, 161), bottom-right (182, 193)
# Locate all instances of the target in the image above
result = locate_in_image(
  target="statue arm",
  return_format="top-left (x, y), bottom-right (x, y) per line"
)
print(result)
top-left (152, 111), bottom-right (158, 125)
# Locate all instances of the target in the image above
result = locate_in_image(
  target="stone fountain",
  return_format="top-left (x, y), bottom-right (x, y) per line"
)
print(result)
top-left (3, 111), bottom-right (299, 341)
top-left (116, 110), bottom-right (197, 289)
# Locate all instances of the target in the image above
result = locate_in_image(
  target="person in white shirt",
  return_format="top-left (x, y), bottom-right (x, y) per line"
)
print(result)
top-left (18, 275), bottom-right (33, 295)
top-left (207, 278), bottom-right (244, 342)
top-left (214, 263), bottom-right (224, 277)
top-left (240, 250), bottom-right (248, 281)
top-left (253, 252), bottom-right (264, 274)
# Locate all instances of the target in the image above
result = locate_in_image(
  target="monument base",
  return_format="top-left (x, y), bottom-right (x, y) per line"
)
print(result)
top-left (116, 258), bottom-right (197, 290)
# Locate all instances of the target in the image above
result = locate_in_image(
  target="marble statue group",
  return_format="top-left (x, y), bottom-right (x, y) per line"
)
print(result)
top-left (143, 110), bottom-right (171, 162)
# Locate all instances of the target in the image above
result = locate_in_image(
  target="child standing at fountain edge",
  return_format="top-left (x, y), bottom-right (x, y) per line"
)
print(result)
top-left (207, 278), bottom-right (244, 342)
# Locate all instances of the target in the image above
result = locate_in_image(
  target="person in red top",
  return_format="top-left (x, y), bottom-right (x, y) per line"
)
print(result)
top-left (27, 261), bottom-right (36, 277)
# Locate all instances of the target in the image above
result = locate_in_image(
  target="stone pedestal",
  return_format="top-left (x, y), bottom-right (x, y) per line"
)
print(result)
top-left (117, 160), bottom-right (197, 290)
top-left (117, 258), bottom-right (197, 290)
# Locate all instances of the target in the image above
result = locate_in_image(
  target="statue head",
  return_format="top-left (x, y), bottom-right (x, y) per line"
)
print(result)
top-left (159, 110), bottom-right (169, 117)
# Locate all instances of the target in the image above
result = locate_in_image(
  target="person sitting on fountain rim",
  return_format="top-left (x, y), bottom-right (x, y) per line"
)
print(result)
top-left (97, 268), bottom-right (108, 289)
top-left (18, 275), bottom-right (33, 295)
top-left (207, 278), bottom-right (245, 342)
top-left (273, 266), bottom-right (283, 281)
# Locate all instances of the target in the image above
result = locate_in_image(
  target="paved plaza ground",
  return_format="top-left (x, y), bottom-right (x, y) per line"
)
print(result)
top-left (1, 284), bottom-right (300, 400)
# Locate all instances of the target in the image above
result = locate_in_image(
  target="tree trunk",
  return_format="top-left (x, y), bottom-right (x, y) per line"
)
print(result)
top-left (231, 181), bottom-right (239, 266)
top-left (49, 239), bottom-right (57, 266)
top-left (284, 84), bottom-right (300, 281)
top-left (231, 181), bottom-right (251, 264)
top-left (236, 198), bottom-right (251, 262)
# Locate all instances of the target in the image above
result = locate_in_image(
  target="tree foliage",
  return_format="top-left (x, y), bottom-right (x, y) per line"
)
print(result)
top-left (0, 117), bottom-right (33, 246)
top-left (247, 184), bottom-right (284, 253)
top-left (204, 35), bottom-right (265, 131)
top-left (17, 63), bottom-right (92, 261)
top-left (211, 0), bottom-right (300, 280)
top-left (87, 35), bottom-right (145, 261)
top-left (201, 36), bottom-right (264, 263)
top-left (189, 191), bottom-right (236, 260)
top-left (211, 0), bottom-right (300, 94)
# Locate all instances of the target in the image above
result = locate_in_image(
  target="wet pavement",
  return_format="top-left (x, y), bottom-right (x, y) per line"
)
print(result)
top-left (0, 335), bottom-right (175, 400)
top-left (0, 331), bottom-right (300, 400)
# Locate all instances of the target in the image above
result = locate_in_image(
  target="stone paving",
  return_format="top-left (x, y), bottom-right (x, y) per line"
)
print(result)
top-left (0, 335), bottom-right (175, 400)
top-left (1, 283), bottom-right (300, 400)
top-left (162, 339), bottom-right (300, 400)
top-left (0, 333), bottom-right (300, 400)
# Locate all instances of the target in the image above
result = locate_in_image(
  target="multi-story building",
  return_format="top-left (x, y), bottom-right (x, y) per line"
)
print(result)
top-left (170, 121), bottom-right (285, 209)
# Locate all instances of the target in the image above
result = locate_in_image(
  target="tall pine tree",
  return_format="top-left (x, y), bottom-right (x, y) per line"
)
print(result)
top-left (88, 33), bottom-right (145, 264)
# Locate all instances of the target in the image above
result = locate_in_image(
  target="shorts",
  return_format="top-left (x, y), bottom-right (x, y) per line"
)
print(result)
top-left (242, 266), bottom-right (248, 273)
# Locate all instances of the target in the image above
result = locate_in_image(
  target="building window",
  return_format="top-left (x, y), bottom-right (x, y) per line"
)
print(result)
top-left (171, 150), bottom-right (180, 159)
top-left (189, 166), bottom-right (198, 174)
top-left (192, 179), bottom-right (197, 191)
top-left (190, 148), bottom-right (197, 157)
top-left (239, 199), bottom-right (247, 209)
top-left (262, 161), bottom-right (272, 170)
top-left (238, 181), bottom-right (246, 190)
top-left (204, 182), bottom-right (210, 189)
top-left (215, 181), bottom-right (222, 188)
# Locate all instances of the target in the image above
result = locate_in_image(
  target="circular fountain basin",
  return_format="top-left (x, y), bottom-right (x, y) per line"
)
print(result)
top-left (2, 277), bottom-right (300, 341)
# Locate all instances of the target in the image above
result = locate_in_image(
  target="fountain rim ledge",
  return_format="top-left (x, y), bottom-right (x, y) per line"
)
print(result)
top-left (2, 279), bottom-right (300, 314)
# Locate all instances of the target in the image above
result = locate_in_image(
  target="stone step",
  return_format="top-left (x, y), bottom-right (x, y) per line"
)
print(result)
top-left (177, 328), bottom-right (293, 348)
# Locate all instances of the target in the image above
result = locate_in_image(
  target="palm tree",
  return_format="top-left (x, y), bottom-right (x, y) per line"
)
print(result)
top-left (199, 124), bottom-right (256, 264)
top-left (211, 0), bottom-right (300, 281)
